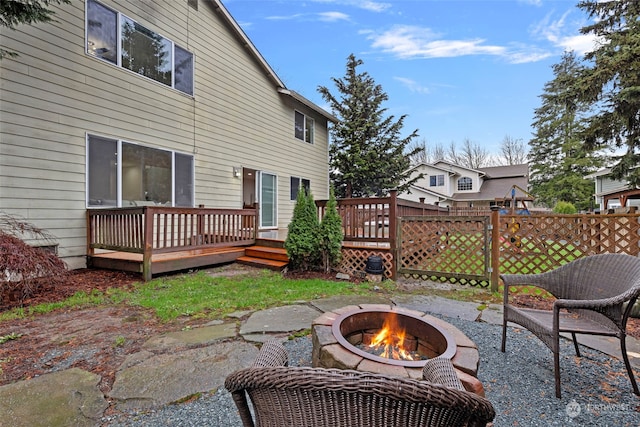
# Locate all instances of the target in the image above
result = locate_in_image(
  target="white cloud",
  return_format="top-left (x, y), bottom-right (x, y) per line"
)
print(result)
top-left (507, 50), bottom-right (553, 64)
top-left (394, 77), bottom-right (430, 94)
top-left (311, 0), bottom-right (391, 13)
top-left (557, 34), bottom-right (601, 55)
top-left (266, 13), bottom-right (304, 21)
top-left (318, 11), bottom-right (350, 22)
top-left (530, 10), bottom-right (601, 55)
top-left (366, 25), bottom-right (506, 59)
top-left (266, 11), bottom-right (349, 23)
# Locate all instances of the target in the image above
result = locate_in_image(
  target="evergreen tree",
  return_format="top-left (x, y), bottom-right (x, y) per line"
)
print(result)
top-left (1, 0), bottom-right (70, 60)
top-left (318, 54), bottom-right (421, 198)
top-left (284, 186), bottom-right (319, 271)
top-left (529, 51), bottom-right (603, 210)
top-left (576, 0), bottom-right (640, 186)
top-left (319, 187), bottom-right (343, 273)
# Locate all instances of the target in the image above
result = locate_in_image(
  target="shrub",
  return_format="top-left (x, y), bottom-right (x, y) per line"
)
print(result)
top-left (319, 187), bottom-right (343, 273)
top-left (553, 201), bottom-right (577, 214)
top-left (0, 211), bottom-right (68, 306)
top-left (284, 186), bottom-right (320, 271)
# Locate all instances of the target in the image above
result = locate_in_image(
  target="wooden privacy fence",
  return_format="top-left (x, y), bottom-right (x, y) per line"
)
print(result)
top-left (87, 206), bottom-right (257, 280)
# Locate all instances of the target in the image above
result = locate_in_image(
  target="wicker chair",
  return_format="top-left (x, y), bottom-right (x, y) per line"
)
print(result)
top-left (225, 339), bottom-right (495, 427)
top-left (500, 253), bottom-right (640, 398)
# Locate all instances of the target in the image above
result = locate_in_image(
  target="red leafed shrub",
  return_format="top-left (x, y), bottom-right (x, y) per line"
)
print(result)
top-left (1, 213), bottom-right (68, 306)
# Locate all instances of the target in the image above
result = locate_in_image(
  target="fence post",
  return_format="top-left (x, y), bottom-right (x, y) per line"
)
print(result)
top-left (389, 190), bottom-right (398, 280)
top-left (142, 207), bottom-right (153, 281)
top-left (490, 206), bottom-right (501, 293)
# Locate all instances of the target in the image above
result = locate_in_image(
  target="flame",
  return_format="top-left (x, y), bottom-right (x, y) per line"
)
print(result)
top-left (367, 313), bottom-right (416, 360)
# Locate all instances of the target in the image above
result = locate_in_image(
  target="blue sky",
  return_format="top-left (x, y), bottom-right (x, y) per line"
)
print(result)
top-left (223, 0), bottom-right (597, 158)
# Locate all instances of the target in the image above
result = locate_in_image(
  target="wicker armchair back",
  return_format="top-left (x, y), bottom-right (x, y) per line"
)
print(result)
top-left (500, 253), bottom-right (640, 398)
top-left (225, 340), bottom-right (495, 427)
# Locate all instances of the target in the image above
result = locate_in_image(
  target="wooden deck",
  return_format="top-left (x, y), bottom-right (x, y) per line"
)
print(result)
top-left (89, 246), bottom-right (248, 277)
top-left (87, 206), bottom-right (262, 280)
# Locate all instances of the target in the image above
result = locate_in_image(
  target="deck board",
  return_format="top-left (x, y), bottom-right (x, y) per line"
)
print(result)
top-left (89, 247), bottom-right (247, 277)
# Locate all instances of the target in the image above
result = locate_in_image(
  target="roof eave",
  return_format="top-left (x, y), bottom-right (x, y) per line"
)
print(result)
top-left (208, 0), bottom-right (285, 89)
top-left (278, 89), bottom-right (339, 123)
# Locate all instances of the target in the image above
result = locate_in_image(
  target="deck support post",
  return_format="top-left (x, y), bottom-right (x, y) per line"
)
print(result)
top-left (142, 207), bottom-right (153, 281)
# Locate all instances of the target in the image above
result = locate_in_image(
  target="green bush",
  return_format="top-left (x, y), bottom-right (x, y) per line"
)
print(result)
top-left (553, 201), bottom-right (577, 214)
top-left (284, 186), bottom-right (320, 270)
top-left (319, 187), bottom-right (343, 273)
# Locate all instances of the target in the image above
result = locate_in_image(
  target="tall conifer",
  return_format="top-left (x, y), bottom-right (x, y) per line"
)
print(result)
top-left (318, 54), bottom-right (421, 198)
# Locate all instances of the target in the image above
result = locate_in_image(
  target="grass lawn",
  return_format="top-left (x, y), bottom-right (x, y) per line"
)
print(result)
top-left (0, 269), bottom-right (404, 323)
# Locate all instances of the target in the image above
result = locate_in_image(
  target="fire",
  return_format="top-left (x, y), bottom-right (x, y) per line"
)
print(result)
top-left (367, 313), bottom-right (417, 361)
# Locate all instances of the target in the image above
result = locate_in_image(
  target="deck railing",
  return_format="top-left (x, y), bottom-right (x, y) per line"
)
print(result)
top-left (87, 206), bottom-right (257, 279)
top-left (316, 190), bottom-right (447, 244)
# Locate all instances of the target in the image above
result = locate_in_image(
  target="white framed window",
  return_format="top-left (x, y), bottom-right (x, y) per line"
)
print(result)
top-left (86, 0), bottom-right (194, 95)
top-left (429, 174), bottom-right (444, 187)
top-left (290, 176), bottom-right (310, 200)
top-left (259, 171), bottom-right (277, 228)
top-left (457, 177), bottom-right (473, 191)
top-left (294, 110), bottom-right (314, 143)
top-left (87, 134), bottom-right (194, 207)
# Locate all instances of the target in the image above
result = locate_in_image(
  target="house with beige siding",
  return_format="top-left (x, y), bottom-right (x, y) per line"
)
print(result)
top-left (0, 0), bottom-right (335, 270)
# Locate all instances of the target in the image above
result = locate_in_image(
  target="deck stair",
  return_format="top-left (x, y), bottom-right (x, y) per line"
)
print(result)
top-left (237, 245), bottom-right (289, 271)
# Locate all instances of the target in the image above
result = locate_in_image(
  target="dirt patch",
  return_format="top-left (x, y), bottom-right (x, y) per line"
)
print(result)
top-left (0, 270), bottom-right (174, 394)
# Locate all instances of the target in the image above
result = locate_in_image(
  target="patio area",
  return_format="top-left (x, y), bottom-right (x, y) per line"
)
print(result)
top-left (100, 292), bottom-right (640, 427)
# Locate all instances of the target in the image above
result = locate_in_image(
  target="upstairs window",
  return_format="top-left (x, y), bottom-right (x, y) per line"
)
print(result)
top-left (86, 0), bottom-right (194, 95)
top-left (294, 111), bottom-right (314, 143)
top-left (429, 174), bottom-right (444, 187)
top-left (457, 177), bottom-right (473, 191)
top-left (290, 176), bottom-right (310, 200)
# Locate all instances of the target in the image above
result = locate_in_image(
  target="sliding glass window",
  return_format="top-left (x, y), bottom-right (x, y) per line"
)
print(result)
top-left (87, 135), bottom-right (194, 207)
top-left (86, 0), bottom-right (194, 95)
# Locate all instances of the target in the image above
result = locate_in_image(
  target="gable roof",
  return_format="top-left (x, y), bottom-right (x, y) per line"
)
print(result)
top-left (454, 164), bottom-right (530, 202)
top-left (207, 0), bottom-right (337, 123)
top-left (479, 164), bottom-right (528, 179)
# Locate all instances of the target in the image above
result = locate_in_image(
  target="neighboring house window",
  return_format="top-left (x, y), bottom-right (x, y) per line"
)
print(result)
top-left (294, 111), bottom-right (314, 143)
top-left (429, 174), bottom-right (444, 187)
top-left (86, 0), bottom-right (194, 96)
top-left (87, 135), bottom-right (194, 207)
top-left (290, 176), bottom-right (310, 200)
top-left (457, 177), bottom-right (473, 191)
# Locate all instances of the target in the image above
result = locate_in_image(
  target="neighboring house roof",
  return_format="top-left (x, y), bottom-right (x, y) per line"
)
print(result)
top-left (208, 0), bottom-right (337, 123)
top-left (480, 164), bottom-right (528, 179)
top-left (408, 184), bottom-right (451, 200)
top-left (584, 167), bottom-right (612, 180)
top-left (432, 160), bottom-right (485, 176)
top-left (453, 164), bottom-right (529, 202)
top-left (452, 175), bottom-right (529, 202)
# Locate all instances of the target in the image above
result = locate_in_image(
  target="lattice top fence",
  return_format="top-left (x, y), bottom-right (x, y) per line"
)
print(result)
top-left (498, 213), bottom-right (640, 276)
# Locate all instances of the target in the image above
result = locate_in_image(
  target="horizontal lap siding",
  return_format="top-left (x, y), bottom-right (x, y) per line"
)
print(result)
top-left (0, 0), bottom-right (329, 268)
top-left (188, 3), bottom-right (329, 223)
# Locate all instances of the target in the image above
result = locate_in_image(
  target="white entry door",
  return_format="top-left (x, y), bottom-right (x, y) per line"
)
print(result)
top-left (259, 171), bottom-right (277, 228)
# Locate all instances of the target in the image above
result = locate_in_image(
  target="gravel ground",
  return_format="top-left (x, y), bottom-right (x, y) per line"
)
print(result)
top-left (104, 316), bottom-right (640, 426)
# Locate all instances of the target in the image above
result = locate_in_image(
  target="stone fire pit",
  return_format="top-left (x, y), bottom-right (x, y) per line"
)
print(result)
top-left (312, 304), bottom-right (484, 395)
